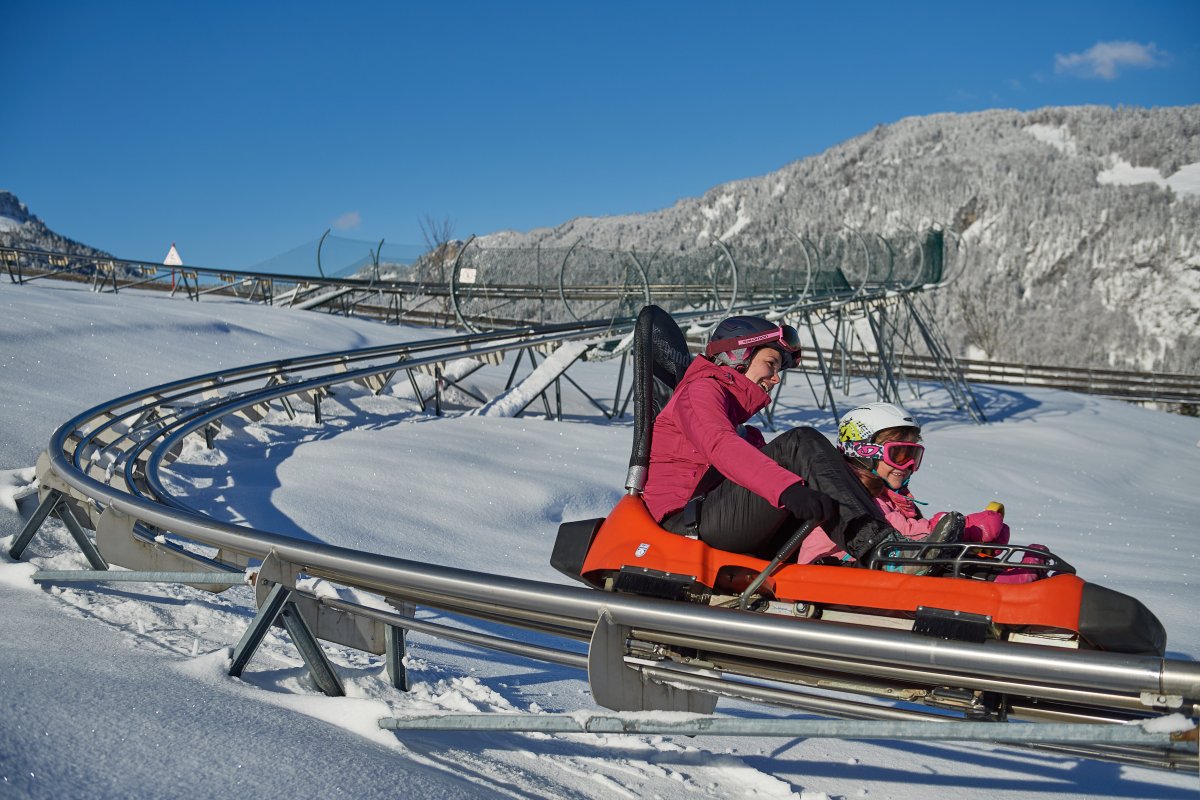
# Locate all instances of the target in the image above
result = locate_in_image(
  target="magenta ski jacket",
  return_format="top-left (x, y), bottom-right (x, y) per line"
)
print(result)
top-left (643, 356), bottom-right (802, 522)
top-left (796, 491), bottom-right (1009, 565)
top-left (796, 489), bottom-right (935, 564)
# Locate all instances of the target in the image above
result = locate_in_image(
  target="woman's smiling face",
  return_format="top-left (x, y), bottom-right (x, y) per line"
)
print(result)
top-left (744, 347), bottom-right (784, 392)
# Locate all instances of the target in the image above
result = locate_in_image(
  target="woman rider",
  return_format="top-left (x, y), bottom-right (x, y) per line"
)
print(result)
top-left (642, 315), bottom-right (933, 561)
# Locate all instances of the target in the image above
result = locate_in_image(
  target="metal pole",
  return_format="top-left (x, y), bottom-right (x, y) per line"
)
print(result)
top-left (31, 570), bottom-right (244, 585)
top-left (8, 489), bottom-right (61, 559)
top-left (316, 229), bottom-right (330, 278)
top-left (56, 503), bottom-right (109, 571)
top-left (377, 714), bottom-right (1198, 750)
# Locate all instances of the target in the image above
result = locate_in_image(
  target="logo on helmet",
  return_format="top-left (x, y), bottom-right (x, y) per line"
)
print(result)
top-left (839, 419), bottom-right (870, 442)
top-left (736, 330), bottom-right (786, 347)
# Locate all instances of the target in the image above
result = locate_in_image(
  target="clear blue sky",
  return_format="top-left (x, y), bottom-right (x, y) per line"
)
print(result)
top-left (3, 1), bottom-right (1198, 270)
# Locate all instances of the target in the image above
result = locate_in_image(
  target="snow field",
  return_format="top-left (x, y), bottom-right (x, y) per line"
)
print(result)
top-left (1, 282), bottom-right (1198, 799)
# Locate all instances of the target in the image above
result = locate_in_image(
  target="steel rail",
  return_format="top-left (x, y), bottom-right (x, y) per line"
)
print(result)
top-left (300, 558), bottom-right (1200, 711)
top-left (135, 331), bottom-right (632, 509)
top-left (1, 245), bottom-right (929, 318)
top-left (368, 579), bottom-right (1198, 728)
top-left (79, 336), bottom-right (571, 499)
top-left (48, 388), bottom-right (1200, 717)
top-left (71, 317), bottom-right (667, 490)
top-left (317, 596), bottom-right (589, 671)
top-left (300, 581), bottom-right (1200, 770)
top-left (646, 636), bottom-right (1164, 717)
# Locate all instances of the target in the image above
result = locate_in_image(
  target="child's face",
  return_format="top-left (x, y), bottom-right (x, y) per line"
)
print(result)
top-left (875, 432), bottom-right (921, 490)
top-left (875, 457), bottom-right (912, 490)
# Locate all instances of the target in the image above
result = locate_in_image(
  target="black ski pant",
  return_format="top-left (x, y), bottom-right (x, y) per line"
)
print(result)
top-left (660, 427), bottom-right (897, 560)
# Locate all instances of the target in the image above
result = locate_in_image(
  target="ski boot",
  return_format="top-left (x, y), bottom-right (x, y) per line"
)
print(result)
top-left (879, 511), bottom-right (966, 576)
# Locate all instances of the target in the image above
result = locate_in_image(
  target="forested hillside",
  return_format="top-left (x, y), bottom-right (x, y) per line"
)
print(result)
top-left (6, 106), bottom-right (1198, 372)
top-left (480, 106), bottom-right (1200, 373)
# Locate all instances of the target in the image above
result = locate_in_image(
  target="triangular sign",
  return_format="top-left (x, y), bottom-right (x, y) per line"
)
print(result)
top-left (163, 244), bottom-right (183, 266)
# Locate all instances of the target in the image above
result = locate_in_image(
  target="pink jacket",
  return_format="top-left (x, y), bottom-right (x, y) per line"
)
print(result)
top-left (796, 491), bottom-right (1011, 564)
top-left (643, 357), bottom-right (802, 522)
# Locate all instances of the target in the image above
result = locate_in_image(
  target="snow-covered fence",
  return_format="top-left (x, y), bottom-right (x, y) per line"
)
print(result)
top-left (795, 348), bottom-right (1200, 406)
top-left (1, 227), bottom-right (953, 331)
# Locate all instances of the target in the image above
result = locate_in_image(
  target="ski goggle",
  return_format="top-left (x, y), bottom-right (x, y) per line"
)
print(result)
top-left (842, 440), bottom-right (925, 472)
top-left (706, 325), bottom-right (802, 366)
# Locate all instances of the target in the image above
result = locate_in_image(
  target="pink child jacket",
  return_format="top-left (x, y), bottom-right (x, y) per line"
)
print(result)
top-left (796, 492), bottom-right (1011, 565)
top-left (642, 356), bottom-right (803, 522)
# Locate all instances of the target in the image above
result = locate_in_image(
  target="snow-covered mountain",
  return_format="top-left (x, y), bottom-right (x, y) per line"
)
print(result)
top-left (8, 105), bottom-right (1199, 372)
top-left (0, 190), bottom-right (112, 259)
top-left (480, 106), bottom-right (1200, 374)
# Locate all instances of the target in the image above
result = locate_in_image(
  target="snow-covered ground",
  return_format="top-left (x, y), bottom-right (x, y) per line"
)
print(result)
top-left (1098, 157), bottom-right (1200, 199)
top-left (1, 282), bottom-right (1197, 799)
top-left (1024, 121), bottom-right (1200, 199)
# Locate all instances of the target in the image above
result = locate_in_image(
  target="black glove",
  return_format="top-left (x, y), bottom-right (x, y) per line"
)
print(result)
top-left (779, 481), bottom-right (839, 526)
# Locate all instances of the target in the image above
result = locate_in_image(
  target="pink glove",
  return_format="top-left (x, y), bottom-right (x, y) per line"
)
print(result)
top-left (964, 510), bottom-right (1009, 544)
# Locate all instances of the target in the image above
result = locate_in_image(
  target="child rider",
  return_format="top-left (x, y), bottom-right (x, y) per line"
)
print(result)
top-left (798, 402), bottom-right (1039, 581)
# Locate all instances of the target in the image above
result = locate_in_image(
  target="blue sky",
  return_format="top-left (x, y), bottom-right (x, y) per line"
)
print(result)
top-left (3, 1), bottom-right (1198, 271)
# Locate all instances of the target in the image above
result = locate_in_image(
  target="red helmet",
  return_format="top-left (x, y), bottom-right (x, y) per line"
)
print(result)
top-left (705, 316), bottom-right (801, 371)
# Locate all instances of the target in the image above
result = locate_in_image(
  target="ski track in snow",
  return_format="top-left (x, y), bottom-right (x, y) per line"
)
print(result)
top-left (0, 283), bottom-right (1197, 799)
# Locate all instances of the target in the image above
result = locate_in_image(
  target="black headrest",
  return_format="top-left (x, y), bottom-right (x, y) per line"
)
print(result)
top-left (626, 305), bottom-right (692, 492)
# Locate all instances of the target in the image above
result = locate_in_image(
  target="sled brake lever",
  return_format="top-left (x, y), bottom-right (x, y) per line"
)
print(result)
top-left (738, 518), bottom-right (822, 611)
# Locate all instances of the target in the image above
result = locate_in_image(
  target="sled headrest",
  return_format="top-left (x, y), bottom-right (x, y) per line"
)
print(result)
top-left (626, 305), bottom-right (692, 493)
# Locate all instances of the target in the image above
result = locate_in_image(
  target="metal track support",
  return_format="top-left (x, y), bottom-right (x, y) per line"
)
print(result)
top-left (588, 611), bottom-right (717, 714)
top-left (434, 365), bottom-right (443, 416)
top-left (279, 601), bottom-right (344, 697)
top-left (385, 609), bottom-right (411, 693)
top-left (8, 489), bottom-right (62, 559)
top-left (31, 570), bottom-right (246, 586)
top-left (9, 488), bottom-right (108, 570)
top-left (385, 626), bottom-right (408, 692)
top-left (229, 582), bottom-right (345, 697)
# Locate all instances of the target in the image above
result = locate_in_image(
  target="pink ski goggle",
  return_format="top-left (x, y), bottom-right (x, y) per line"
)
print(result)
top-left (706, 325), bottom-right (802, 362)
top-left (842, 440), bottom-right (925, 472)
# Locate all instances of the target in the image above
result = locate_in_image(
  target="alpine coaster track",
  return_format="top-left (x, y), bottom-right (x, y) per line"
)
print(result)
top-left (9, 313), bottom-right (1200, 775)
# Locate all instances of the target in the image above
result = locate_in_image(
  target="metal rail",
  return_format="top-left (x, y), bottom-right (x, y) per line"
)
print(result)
top-left (1, 229), bottom-right (949, 328)
top-left (795, 349), bottom-right (1200, 406)
top-left (375, 714), bottom-right (1195, 750)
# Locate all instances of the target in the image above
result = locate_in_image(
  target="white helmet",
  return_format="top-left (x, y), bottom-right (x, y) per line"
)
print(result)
top-left (837, 402), bottom-right (920, 449)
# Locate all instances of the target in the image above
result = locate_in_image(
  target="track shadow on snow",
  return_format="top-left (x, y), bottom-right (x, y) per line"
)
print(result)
top-left (746, 734), bottom-right (1193, 798)
top-left (160, 391), bottom-right (419, 545)
top-left (966, 383), bottom-right (1046, 422)
top-left (764, 382), bottom-right (1043, 435)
